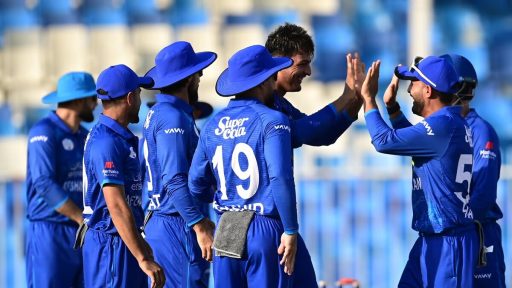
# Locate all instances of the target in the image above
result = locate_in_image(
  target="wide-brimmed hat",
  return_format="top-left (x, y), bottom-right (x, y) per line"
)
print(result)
top-left (96, 64), bottom-right (153, 100)
top-left (42, 72), bottom-right (96, 104)
top-left (216, 45), bottom-right (292, 96)
top-left (145, 41), bottom-right (217, 89)
top-left (394, 56), bottom-right (459, 94)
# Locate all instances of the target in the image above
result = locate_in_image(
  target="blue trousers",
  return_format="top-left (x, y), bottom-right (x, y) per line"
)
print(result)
top-left (144, 213), bottom-right (209, 288)
top-left (83, 229), bottom-right (147, 288)
top-left (213, 215), bottom-right (317, 288)
top-left (474, 221), bottom-right (506, 288)
top-left (26, 221), bottom-right (83, 288)
top-left (398, 226), bottom-right (478, 288)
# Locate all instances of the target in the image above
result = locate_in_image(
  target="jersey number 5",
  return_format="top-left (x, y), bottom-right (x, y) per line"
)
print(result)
top-left (212, 143), bottom-right (259, 200)
top-left (455, 153), bottom-right (473, 218)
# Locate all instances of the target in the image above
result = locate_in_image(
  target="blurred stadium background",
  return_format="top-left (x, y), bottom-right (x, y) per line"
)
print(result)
top-left (0, 0), bottom-right (511, 287)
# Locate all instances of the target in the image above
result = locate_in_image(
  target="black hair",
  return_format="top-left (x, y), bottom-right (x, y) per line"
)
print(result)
top-left (436, 90), bottom-right (456, 105)
top-left (265, 23), bottom-right (314, 57)
top-left (160, 76), bottom-right (191, 94)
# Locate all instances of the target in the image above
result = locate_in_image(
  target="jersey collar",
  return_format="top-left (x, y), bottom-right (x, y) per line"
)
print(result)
top-left (48, 111), bottom-right (74, 134)
top-left (227, 98), bottom-right (262, 108)
top-left (98, 114), bottom-right (136, 140)
top-left (155, 93), bottom-right (193, 114)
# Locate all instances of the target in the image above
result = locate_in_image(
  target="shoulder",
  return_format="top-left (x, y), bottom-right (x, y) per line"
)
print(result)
top-left (28, 117), bottom-right (56, 144)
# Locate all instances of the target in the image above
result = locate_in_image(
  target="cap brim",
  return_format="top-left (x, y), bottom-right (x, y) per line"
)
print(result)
top-left (215, 57), bottom-right (293, 96)
top-left (146, 52), bottom-right (217, 89)
top-left (394, 65), bottom-right (417, 80)
top-left (138, 76), bottom-right (154, 89)
top-left (42, 90), bottom-right (97, 104)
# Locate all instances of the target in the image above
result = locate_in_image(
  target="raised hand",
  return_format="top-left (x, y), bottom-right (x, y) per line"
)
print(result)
top-left (383, 74), bottom-right (400, 107)
top-left (193, 218), bottom-right (216, 262)
top-left (277, 233), bottom-right (298, 276)
top-left (361, 60), bottom-right (381, 101)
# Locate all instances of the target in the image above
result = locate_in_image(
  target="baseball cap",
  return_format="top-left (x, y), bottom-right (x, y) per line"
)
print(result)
top-left (216, 45), bottom-right (293, 96)
top-left (42, 72), bottom-right (96, 104)
top-left (394, 56), bottom-right (459, 94)
top-left (440, 54), bottom-right (477, 98)
top-left (145, 41), bottom-right (217, 89)
top-left (96, 64), bottom-right (153, 100)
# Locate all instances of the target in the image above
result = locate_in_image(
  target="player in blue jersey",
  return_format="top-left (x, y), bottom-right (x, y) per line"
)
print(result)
top-left (265, 23), bottom-right (364, 148)
top-left (359, 56), bottom-right (478, 287)
top-left (82, 64), bottom-right (165, 288)
top-left (440, 54), bottom-right (506, 287)
top-left (25, 71), bottom-right (97, 288)
top-left (265, 23), bottom-right (365, 287)
top-left (189, 45), bottom-right (300, 287)
top-left (141, 41), bottom-right (217, 287)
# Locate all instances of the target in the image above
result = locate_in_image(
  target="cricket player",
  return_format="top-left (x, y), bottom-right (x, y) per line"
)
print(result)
top-left (141, 41), bottom-right (216, 287)
top-left (26, 72), bottom-right (97, 287)
top-left (265, 23), bottom-right (365, 287)
top-left (360, 56), bottom-right (478, 287)
top-left (82, 64), bottom-right (165, 288)
top-left (441, 53), bottom-right (506, 287)
top-left (189, 45), bottom-right (298, 287)
top-left (265, 23), bottom-right (364, 148)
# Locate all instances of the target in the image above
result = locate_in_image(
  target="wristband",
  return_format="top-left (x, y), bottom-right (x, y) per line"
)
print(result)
top-left (386, 102), bottom-right (400, 114)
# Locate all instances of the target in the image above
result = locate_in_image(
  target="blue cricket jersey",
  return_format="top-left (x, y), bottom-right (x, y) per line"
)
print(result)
top-left (272, 94), bottom-right (355, 148)
top-left (189, 98), bottom-right (298, 234)
top-left (26, 112), bottom-right (87, 223)
top-left (465, 109), bottom-right (503, 221)
top-left (141, 94), bottom-right (204, 226)
top-left (366, 106), bottom-right (474, 233)
top-left (83, 114), bottom-right (144, 234)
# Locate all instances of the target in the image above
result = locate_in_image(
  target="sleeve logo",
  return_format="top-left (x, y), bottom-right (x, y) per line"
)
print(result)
top-left (420, 120), bottom-right (434, 136)
top-left (164, 128), bottom-right (185, 134)
top-left (104, 161), bottom-right (115, 169)
top-left (29, 135), bottom-right (48, 143)
top-left (274, 124), bottom-right (291, 133)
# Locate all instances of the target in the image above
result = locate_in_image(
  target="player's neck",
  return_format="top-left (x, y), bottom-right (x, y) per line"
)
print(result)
top-left (161, 91), bottom-right (189, 105)
top-left (56, 108), bottom-right (81, 133)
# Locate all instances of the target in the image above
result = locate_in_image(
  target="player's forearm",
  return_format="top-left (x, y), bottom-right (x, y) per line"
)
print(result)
top-left (104, 185), bottom-right (150, 263)
top-left (165, 174), bottom-right (205, 226)
top-left (109, 200), bottom-right (149, 262)
top-left (55, 199), bottom-right (83, 224)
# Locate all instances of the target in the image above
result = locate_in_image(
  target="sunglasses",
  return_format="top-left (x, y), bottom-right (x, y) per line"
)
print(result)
top-left (409, 56), bottom-right (438, 88)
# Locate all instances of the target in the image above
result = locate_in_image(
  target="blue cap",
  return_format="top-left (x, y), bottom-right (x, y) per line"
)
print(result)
top-left (96, 64), bottom-right (153, 100)
top-left (42, 72), bottom-right (96, 104)
top-left (216, 45), bottom-right (293, 96)
top-left (395, 56), bottom-right (459, 94)
top-left (440, 54), bottom-right (478, 84)
top-left (145, 41), bottom-right (217, 89)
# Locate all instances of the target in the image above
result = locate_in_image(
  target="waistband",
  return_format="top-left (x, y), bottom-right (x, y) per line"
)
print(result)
top-left (419, 224), bottom-right (475, 237)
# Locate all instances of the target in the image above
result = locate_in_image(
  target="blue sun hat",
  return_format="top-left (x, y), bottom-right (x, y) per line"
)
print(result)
top-left (394, 55), bottom-right (459, 94)
top-left (145, 41), bottom-right (217, 89)
top-left (96, 64), bottom-right (153, 100)
top-left (216, 45), bottom-right (293, 96)
top-left (42, 72), bottom-right (97, 104)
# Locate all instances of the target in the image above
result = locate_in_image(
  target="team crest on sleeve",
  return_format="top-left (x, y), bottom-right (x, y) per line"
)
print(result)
top-left (103, 161), bottom-right (119, 177)
top-left (480, 140), bottom-right (497, 159)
